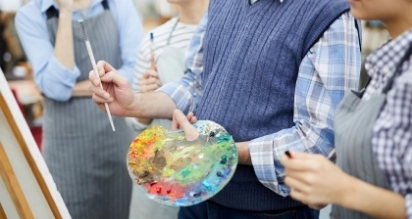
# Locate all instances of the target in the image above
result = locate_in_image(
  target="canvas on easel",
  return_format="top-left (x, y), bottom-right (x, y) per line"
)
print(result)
top-left (0, 69), bottom-right (71, 219)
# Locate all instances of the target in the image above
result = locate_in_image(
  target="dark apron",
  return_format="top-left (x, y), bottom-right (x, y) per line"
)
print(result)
top-left (331, 44), bottom-right (412, 218)
top-left (41, 1), bottom-right (134, 218)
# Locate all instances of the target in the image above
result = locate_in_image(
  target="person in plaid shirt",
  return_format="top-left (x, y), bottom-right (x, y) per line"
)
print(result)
top-left (282, 0), bottom-right (412, 218)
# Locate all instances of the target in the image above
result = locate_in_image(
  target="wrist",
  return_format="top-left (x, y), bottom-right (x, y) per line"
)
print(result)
top-left (236, 142), bottom-right (252, 165)
top-left (126, 93), bottom-right (141, 117)
top-left (336, 174), bottom-right (359, 208)
top-left (138, 117), bottom-right (152, 125)
top-left (59, 8), bottom-right (73, 17)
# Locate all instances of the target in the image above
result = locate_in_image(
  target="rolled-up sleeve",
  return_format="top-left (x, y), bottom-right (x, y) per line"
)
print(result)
top-left (249, 13), bottom-right (361, 196)
top-left (15, 4), bottom-right (80, 101)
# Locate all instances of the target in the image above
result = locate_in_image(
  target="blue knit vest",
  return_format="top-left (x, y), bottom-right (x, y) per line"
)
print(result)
top-left (196, 0), bottom-right (353, 211)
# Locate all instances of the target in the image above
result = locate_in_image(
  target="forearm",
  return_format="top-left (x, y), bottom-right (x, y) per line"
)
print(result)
top-left (72, 80), bottom-right (93, 97)
top-left (137, 117), bottom-right (153, 125)
top-left (341, 176), bottom-right (406, 219)
top-left (54, 9), bottom-right (75, 70)
top-left (127, 91), bottom-right (177, 119)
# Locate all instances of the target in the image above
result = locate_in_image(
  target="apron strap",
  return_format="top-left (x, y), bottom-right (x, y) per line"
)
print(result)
top-left (166, 18), bottom-right (180, 46)
top-left (46, 6), bottom-right (59, 20)
top-left (46, 0), bottom-right (109, 20)
top-left (102, 0), bottom-right (109, 10)
top-left (382, 43), bottom-right (412, 94)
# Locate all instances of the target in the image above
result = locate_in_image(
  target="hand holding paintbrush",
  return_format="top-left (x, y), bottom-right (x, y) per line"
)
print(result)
top-left (79, 19), bottom-right (115, 131)
top-left (139, 32), bottom-right (161, 93)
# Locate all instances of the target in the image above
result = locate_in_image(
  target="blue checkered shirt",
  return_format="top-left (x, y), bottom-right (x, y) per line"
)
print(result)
top-left (363, 28), bottom-right (412, 218)
top-left (158, 10), bottom-right (361, 196)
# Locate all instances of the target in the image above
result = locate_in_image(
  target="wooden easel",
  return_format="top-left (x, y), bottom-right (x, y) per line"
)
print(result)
top-left (0, 203), bottom-right (7, 219)
top-left (0, 69), bottom-right (71, 219)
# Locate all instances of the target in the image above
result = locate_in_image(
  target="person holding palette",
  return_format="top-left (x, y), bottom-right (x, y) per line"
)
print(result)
top-left (15, 0), bottom-right (143, 218)
top-left (281, 0), bottom-right (412, 218)
top-left (89, 0), bottom-right (362, 218)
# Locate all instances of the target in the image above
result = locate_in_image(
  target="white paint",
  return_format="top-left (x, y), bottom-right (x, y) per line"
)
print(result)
top-left (0, 70), bottom-right (72, 219)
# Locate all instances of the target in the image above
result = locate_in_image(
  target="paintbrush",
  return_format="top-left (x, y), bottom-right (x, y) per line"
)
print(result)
top-left (78, 19), bottom-right (115, 132)
top-left (150, 32), bottom-right (155, 70)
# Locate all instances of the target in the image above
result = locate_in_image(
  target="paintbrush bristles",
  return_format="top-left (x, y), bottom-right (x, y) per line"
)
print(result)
top-left (78, 19), bottom-right (88, 41)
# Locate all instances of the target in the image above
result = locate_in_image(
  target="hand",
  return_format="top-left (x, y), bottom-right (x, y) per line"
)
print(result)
top-left (171, 109), bottom-right (198, 141)
top-left (89, 61), bottom-right (135, 116)
top-left (56, 0), bottom-right (73, 10)
top-left (140, 69), bottom-right (161, 92)
top-left (281, 151), bottom-right (353, 207)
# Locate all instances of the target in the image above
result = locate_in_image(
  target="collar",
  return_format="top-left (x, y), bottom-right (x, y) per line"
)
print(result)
top-left (40, 0), bottom-right (104, 13)
top-left (365, 28), bottom-right (412, 78)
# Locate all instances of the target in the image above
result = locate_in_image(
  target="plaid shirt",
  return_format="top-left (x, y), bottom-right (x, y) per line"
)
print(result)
top-left (363, 28), bottom-right (412, 218)
top-left (158, 10), bottom-right (361, 196)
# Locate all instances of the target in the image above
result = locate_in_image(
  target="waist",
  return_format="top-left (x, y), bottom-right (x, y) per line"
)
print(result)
top-left (209, 165), bottom-right (304, 211)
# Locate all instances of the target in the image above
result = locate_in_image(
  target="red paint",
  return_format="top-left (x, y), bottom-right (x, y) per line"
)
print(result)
top-left (144, 180), bottom-right (186, 200)
top-left (156, 187), bottom-right (162, 193)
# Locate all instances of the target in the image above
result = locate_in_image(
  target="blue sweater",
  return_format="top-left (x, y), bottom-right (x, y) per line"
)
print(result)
top-left (196, 0), bottom-right (351, 211)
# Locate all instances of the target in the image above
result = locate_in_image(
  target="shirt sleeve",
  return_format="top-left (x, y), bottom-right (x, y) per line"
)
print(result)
top-left (111, 0), bottom-right (144, 84)
top-left (248, 12), bottom-right (361, 197)
top-left (157, 12), bottom-right (208, 114)
top-left (15, 6), bottom-right (81, 101)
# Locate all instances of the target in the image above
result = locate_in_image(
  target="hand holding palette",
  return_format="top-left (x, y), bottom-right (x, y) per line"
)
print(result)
top-left (127, 120), bottom-right (238, 206)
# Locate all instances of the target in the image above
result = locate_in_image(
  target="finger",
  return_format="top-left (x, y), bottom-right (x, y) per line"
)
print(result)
top-left (290, 188), bottom-right (326, 208)
top-left (140, 77), bottom-right (160, 86)
top-left (186, 112), bottom-right (197, 124)
top-left (92, 93), bottom-right (113, 104)
top-left (172, 109), bottom-right (199, 141)
top-left (90, 84), bottom-right (111, 100)
top-left (143, 69), bottom-right (159, 79)
top-left (171, 114), bottom-right (179, 130)
top-left (308, 204), bottom-right (325, 210)
top-left (99, 70), bottom-right (129, 87)
top-left (282, 154), bottom-right (323, 172)
top-left (186, 112), bottom-right (194, 120)
top-left (96, 60), bottom-right (114, 77)
top-left (290, 188), bottom-right (309, 205)
top-left (284, 176), bottom-right (310, 194)
top-left (89, 70), bottom-right (101, 86)
top-left (189, 116), bottom-right (197, 124)
top-left (147, 77), bottom-right (160, 85)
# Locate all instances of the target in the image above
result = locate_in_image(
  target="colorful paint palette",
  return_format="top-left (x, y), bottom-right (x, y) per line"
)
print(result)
top-left (127, 120), bottom-right (238, 206)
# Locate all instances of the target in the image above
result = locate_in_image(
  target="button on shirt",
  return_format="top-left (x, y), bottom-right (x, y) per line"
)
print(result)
top-left (15, 0), bottom-right (143, 101)
top-left (158, 4), bottom-right (361, 197)
top-left (363, 28), bottom-right (412, 218)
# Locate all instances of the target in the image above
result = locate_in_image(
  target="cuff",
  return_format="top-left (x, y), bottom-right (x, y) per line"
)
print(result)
top-left (248, 138), bottom-right (290, 197)
top-left (44, 56), bottom-right (80, 101)
top-left (157, 83), bottom-right (193, 114)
